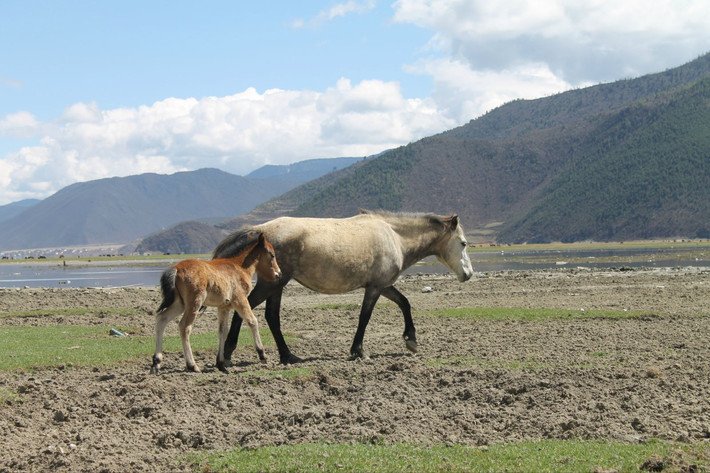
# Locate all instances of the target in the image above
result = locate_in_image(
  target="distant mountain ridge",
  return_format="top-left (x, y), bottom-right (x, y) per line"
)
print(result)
top-left (5, 53), bottom-right (709, 253)
top-left (0, 168), bottom-right (300, 250)
top-left (0, 199), bottom-right (39, 223)
top-left (245, 157), bottom-right (362, 182)
top-left (260, 52), bottom-right (710, 243)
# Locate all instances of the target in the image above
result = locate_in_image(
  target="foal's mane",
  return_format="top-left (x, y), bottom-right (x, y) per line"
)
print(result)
top-left (213, 228), bottom-right (260, 259)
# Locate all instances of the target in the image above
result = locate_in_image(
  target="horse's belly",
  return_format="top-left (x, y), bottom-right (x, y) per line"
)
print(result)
top-left (293, 259), bottom-right (399, 294)
top-left (294, 274), bottom-right (363, 294)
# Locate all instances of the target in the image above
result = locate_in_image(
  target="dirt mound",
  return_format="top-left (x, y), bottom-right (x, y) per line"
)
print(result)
top-left (1, 268), bottom-right (709, 472)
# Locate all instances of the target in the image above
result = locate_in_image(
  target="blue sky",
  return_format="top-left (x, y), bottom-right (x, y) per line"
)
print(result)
top-left (2, 0), bottom-right (710, 205)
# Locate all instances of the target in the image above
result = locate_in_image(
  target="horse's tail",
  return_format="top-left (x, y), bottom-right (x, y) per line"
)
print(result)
top-left (157, 267), bottom-right (178, 313)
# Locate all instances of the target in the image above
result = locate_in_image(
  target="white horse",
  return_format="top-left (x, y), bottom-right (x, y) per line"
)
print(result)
top-left (213, 210), bottom-right (473, 364)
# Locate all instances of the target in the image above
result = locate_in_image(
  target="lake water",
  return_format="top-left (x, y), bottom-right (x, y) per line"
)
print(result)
top-left (1, 245), bottom-right (708, 288)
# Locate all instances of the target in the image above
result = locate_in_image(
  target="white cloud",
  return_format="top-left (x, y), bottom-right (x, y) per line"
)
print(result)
top-left (393, 0), bottom-right (710, 83)
top-left (0, 79), bottom-right (455, 205)
top-left (293, 0), bottom-right (375, 28)
top-left (0, 111), bottom-right (41, 139)
top-left (3, 0), bottom-right (710, 206)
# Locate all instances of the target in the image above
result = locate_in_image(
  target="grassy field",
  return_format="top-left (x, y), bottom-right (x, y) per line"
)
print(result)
top-left (191, 439), bottom-right (709, 473)
top-left (3, 304), bottom-right (710, 471)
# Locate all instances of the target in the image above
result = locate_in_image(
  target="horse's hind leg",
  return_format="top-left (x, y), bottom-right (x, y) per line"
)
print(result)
top-left (178, 301), bottom-right (203, 372)
top-left (381, 285), bottom-right (417, 353)
top-left (151, 302), bottom-right (183, 374)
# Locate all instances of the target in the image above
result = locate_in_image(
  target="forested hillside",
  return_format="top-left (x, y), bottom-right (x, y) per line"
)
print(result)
top-left (497, 76), bottom-right (710, 242)
top-left (267, 53), bottom-right (710, 242)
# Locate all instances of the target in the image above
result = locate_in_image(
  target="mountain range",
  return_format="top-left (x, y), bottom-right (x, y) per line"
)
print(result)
top-left (222, 52), bottom-right (710, 244)
top-left (0, 157), bottom-right (364, 251)
top-left (2, 53), bottom-right (709, 252)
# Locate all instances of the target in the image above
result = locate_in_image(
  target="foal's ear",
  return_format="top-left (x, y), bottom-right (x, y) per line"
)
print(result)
top-left (257, 232), bottom-right (265, 246)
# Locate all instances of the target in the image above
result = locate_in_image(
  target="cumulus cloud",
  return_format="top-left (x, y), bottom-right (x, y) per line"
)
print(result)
top-left (3, 0), bottom-right (710, 206)
top-left (0, 79), bottom-right (455, 205)
top-left (393, 0), bottom-right (710, 111)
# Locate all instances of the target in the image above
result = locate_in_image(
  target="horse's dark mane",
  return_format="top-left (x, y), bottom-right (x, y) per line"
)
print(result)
top-left (213, 228), bottom-right (260, 259)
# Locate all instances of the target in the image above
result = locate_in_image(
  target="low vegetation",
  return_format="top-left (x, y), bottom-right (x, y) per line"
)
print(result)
top-left (190, 439), bottom-right (710, 473)
top-left (0, 325), bottom-right (279, 372)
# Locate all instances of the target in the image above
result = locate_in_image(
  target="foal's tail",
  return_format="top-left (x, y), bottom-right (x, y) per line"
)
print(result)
top-left (157, 267), bottom-right (178, 313)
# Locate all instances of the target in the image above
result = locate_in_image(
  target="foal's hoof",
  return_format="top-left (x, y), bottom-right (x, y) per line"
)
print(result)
top-left (186, 365), bottom-right (202, 373)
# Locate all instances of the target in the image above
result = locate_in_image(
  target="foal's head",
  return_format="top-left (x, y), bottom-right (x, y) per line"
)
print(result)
top-left (254, 234), bottom-right (282, 282)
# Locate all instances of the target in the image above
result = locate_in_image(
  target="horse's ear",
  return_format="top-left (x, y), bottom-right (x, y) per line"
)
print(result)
top-left (257, 232), bottom-right (265, 246)
top-left (441, 215), bottom-right (459, 231)
top-left (357, 208), bottom-right (369, 215)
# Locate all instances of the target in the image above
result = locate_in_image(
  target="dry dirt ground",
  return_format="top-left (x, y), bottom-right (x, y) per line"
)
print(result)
top-left (1, 267), bottom-right (710, 472)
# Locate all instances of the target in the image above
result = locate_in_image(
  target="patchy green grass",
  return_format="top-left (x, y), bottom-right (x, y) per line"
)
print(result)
top-left (190, 439), bottom-right (710, 473)
top-left (0, 387), bottom-right (19, 404)
top-left (0, 325), bottom-right (287, 371)
top-left (422, 306), bottom-right (650, 322)
top-left (313, 303), bottom-right (361, 311)
top-left (0, 307), bottom-right (143, 318)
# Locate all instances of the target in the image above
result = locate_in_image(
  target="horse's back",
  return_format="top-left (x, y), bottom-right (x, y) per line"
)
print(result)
top-left (256, 215), bottom-right (403, 293)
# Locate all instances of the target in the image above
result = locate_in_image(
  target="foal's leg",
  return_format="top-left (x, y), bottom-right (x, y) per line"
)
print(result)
top-left (381, 285), bottom-right (417, 353)
top-left (350, 285), bottom-right (382, 360)
top-left (150, 302), bottom-right (183, 374)
top-left (232, 295), bottom-right (267, 364)
top-left (178, 298), bottom-right (204, 372)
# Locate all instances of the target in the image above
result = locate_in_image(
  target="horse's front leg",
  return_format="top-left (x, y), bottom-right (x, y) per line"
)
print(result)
top-left (224, 278), bottom-right (278, 366)
top-left (381, 285), bottom-right (417, 353)
top-left (215, 307), bottom-right (231, 373)
top-left (350, 285), bottom-right (381, 360)
top-left (233, 296), bottom-right (267, 364)
top-left (264, 289), bottom-right (302, 364)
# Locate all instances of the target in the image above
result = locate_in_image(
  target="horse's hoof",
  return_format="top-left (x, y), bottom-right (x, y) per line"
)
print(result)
top-left (223, 359), bottom-right (233, 368)
top-left (349, 351), bottom-right (370, 361)
top-left (404, 338), bottom-right (418, 353)
top-left (149, 366), bottom-right (159, 375)
top-left (281, 353), bottom-right (304, 365)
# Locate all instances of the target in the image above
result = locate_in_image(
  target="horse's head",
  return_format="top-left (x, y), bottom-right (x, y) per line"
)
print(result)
top-left (435, 215), bottom-right (473, 282)
top-left (255, 233), bottom-right (282, 282)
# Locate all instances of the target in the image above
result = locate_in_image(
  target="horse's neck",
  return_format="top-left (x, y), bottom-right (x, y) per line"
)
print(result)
top-left (387, 218), bottom-right (442, 265)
